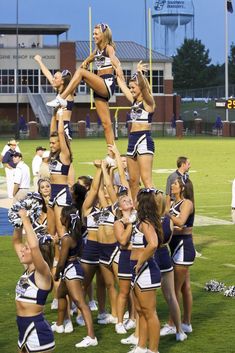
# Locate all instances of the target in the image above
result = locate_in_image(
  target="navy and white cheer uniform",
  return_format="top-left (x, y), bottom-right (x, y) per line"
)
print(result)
top-left (169, 200), bottom-right (196, 266)
top-left (55, 99), bottom-right (74, 140)
top-left (154, 215), bottom-right (173, 273)
top-left (81, 206), bottom-right (101, 265)
top-left (62, 233), bottom-right (84, 281)
top-left (127, 100), bottom-right (154, 157)
top-left (130, 222), bottom-right (161, 291)
top-left (15, 270), bottom-right (55, 352)
top-left (116, 220), bottom-right (132, 280)
top-left (99, 205), bottom-right (119, 267)
top-left (49, 156), bottom-right (72, 207)
top-left (94, 47), bottom-right (115, 101)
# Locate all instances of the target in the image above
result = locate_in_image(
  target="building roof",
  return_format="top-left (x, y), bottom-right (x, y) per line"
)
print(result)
top-left (0, 24), bottom-right (70, 35)
top-left (75, 40), bottom-right (172, 63)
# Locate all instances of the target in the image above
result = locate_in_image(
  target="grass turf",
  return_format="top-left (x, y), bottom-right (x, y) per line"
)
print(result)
top-left (0, 136), bottom-right (235, 352)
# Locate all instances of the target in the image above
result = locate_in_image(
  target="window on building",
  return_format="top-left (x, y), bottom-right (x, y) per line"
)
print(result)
top-left (147, 70), bottom-right (164, 94)
top-left (17, 69), bottom-right (39, 93)
top-left (0, 69), bottom-right (15, 93)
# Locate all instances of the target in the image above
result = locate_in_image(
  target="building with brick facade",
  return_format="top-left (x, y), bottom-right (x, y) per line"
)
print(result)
top-left (0, 24), bottom-right (179, 137)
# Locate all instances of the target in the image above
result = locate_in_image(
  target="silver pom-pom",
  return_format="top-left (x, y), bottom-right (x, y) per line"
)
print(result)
top-left (224, 286), bottom-right (235, 297)
top-left (204, 280), bottom-right (226, 292)
top-left (8, 192), bottom-right (43, 228)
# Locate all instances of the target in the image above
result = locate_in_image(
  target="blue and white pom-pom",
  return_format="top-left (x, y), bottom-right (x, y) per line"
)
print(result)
top-left (8, 192), bottom-right (43, 228)
top-left (204, 280), bottom-right (226, 292)
top-left (224, 286), bottom-right (235, 297)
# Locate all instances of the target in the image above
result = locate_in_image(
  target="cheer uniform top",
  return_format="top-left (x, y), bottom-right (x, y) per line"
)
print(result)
top-left (131, 222), bottom-right (148, 249)
top-left (16, 270), bottom-right (51, 306)
top-left (94, 47), bottom-right (112, 71)
top-left (93, 46), bottom-right (115, 101)
top-left (99, 204), bottom-right (118, 227)
top-left (129, 100), bottom-right (154, 124)
top-left (154, 215), bottom-right (173, 273)
top-left (32, 218), bottom-right (47, 237)
top-left (49, 156), bottom-right (70, 176)
top-left (127, 100), bottom-right (155, 157)
top-left (86, 206), bottom-right (101, 231)
top-left (169, 199), bottom-right (194, 229)
top-left (130, 222), bottom-right (161, 290)
top-left (169, 199), bottom-right (196, 266)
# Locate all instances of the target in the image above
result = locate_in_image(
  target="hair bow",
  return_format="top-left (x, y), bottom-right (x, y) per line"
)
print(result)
top-left (70, 211), bottom-right (80, 230)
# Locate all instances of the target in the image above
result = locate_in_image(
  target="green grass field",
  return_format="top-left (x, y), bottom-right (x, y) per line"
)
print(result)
top-left (0, 137), bottom-right (235, 353)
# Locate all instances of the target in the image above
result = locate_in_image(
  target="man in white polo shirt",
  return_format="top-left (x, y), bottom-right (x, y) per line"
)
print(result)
top-left (12, 152), bottom-right (30, 203)
top-left (32, 146), bottom-right (46, 191)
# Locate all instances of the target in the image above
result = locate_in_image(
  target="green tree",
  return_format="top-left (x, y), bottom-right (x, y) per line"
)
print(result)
top-left (173, 38), bottom-right (211, 90)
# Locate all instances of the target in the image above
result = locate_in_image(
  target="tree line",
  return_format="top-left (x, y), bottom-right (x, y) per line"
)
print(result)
top-left (173, 39), bottom-right (235, 90)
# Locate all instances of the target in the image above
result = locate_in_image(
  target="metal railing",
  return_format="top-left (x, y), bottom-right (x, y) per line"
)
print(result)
top-left (27, 87), bottom-right (39, 120)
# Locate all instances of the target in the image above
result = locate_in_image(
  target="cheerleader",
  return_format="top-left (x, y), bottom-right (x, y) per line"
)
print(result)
top-left (13, 209), bottom-right (55, 353)
top-left (117, 61), bottom-right (155, 201)
top-left (130, 188), bottom-right (163, 353)
top-left (168, 177), bottom-right (195, 334)
top-left (46, 23), bottom-right (124, 146)
top-left (53, 205), bottom-right (98, 348)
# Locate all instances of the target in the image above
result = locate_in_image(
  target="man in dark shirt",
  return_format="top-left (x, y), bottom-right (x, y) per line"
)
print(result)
top-left (2, 141), bottom-right (18, 198)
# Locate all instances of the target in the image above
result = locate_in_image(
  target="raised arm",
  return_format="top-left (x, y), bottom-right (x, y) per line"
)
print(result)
top-left (34, 55), bottom-right (54, 86)
top-left (98, 176), bottom-right (109, 208)
top-left (136, 61), bottom-right (155, 110)
top-left (108, 144), bottom-right (131, 196)
top-left (50, 113), bottom-right (57, 134)
top-left (101, 159), bottom-right (117, 204)
top-left (82, 162), bottom-right (102, 215)
top-left (57, 111), bottom-right (71, 164)
top-left (12, 227), bottom-right (24, 261)
top-left (117, 76), bottom-right (133, 103)
top-left (18, 209), bottom-right (51, 277)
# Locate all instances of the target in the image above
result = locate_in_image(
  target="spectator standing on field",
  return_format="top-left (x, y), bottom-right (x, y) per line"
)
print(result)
top-left (32, 146), bottom-right (46, 191)
top-left (165, 156), bottom-right (191, 211)
top-left (12, 152), bottom-right (30, 203)
top-left (2, 139), bottom-right (20, 198)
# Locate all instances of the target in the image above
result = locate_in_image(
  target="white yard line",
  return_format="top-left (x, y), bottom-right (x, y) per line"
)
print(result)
top-left (191, 281), bottom-right (205, 289)
top-left (223, 264), bottom-right (235, 268)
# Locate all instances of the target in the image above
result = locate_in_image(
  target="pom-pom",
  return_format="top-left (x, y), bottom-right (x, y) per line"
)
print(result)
top-left (8, 192), bottom-right (43, 228)
top-left (204, 280), bottom-right (226, 292)
top-left (224, 286), bottom-right (235, 297)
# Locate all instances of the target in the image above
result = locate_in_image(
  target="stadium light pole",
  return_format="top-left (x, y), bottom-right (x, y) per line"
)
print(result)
top-left (225, 0), bottom-right (229, 122)
top-left (15, 0), bottom-right (20, 139)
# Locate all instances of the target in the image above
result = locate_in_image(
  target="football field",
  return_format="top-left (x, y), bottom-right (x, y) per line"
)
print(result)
top-left (0, 136), bottom-right (235, 353)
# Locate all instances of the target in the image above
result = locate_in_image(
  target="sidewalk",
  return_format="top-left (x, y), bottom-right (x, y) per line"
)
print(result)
top-left (0, 180), bottom-right (14, 235)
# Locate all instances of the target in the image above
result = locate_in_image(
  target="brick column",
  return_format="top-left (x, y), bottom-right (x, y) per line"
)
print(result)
top-left (78, 121), bottom-right (86, 138)
top-left (59, 41), bottom-right (76, 74)
top-left (222, 121), bottom-right (231, 137)
top-left (28, 121), bottom-right (38, 139)
top-left (176, 120), bottom-right (184, 138)
top-left (194, 118), bottom-right (202, 135)
top-left (230, 121), bottom-right (235, 137)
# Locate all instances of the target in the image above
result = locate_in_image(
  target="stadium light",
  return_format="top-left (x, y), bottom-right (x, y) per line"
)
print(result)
top-left (15, 0), bottom-right (20, 139)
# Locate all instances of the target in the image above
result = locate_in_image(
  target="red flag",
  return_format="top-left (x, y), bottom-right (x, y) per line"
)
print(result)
top-left (227, 0), bottom-right (233, 13)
